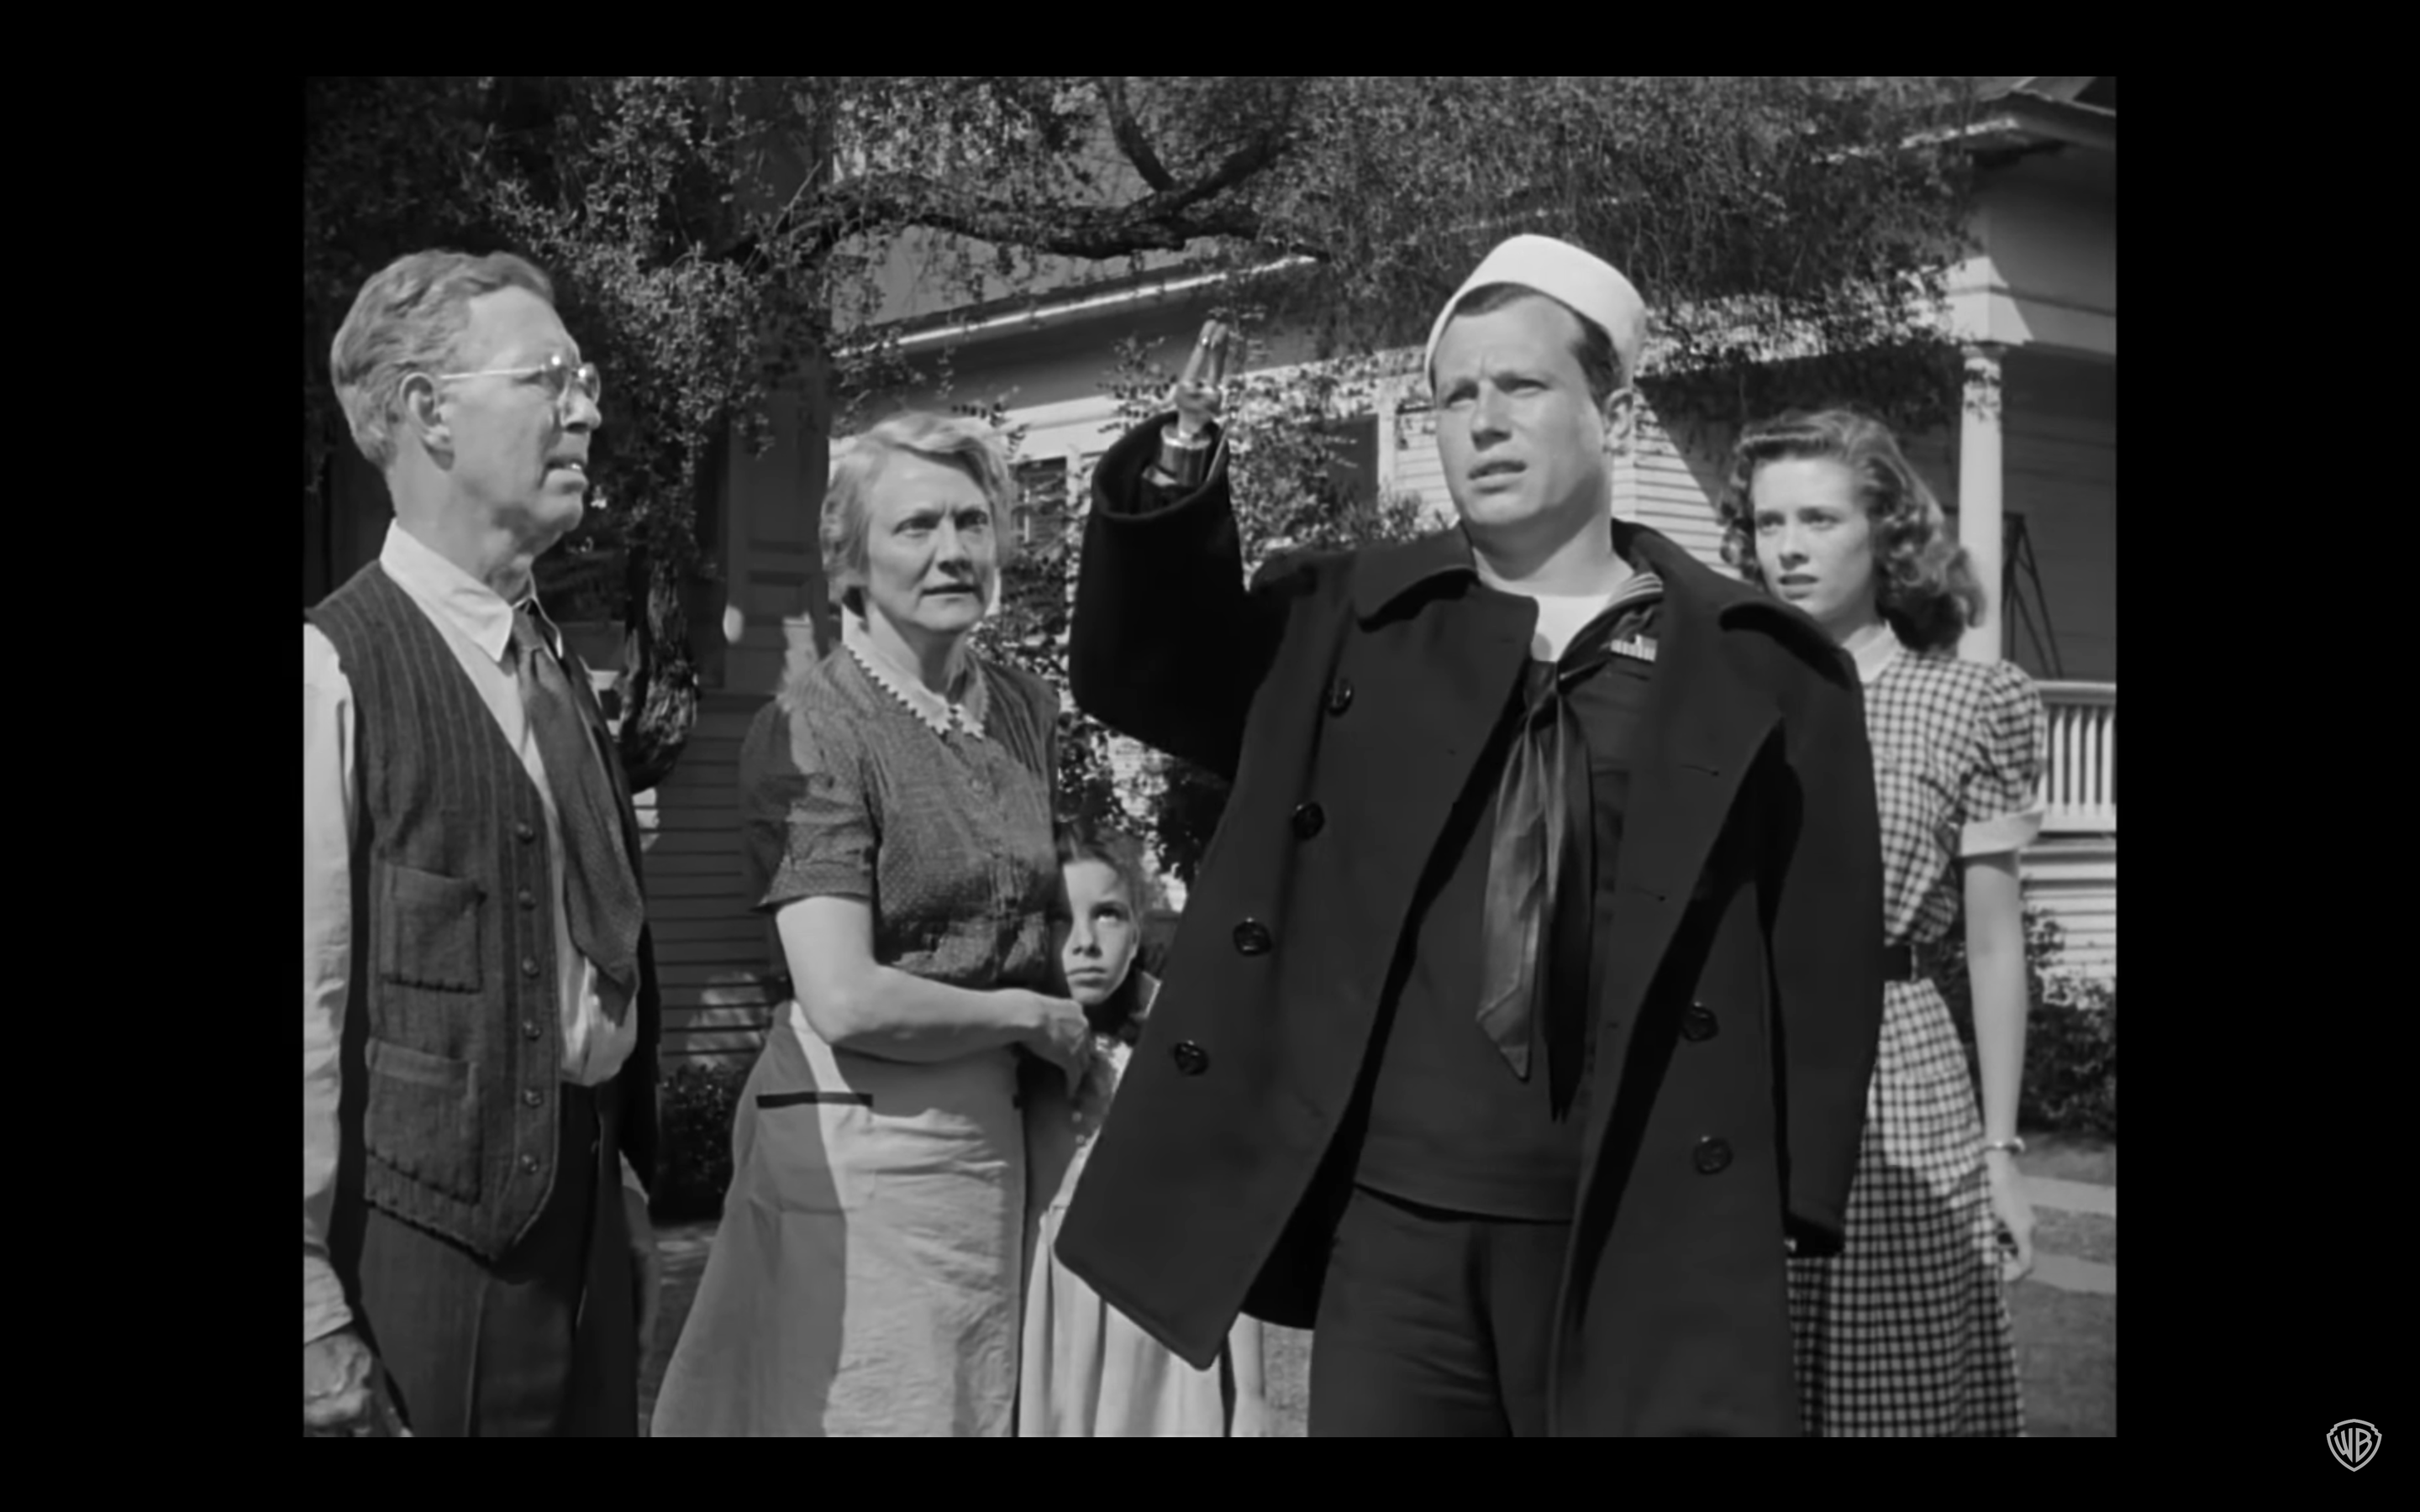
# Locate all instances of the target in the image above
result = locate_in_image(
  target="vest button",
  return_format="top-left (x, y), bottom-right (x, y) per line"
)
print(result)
top-left (1232, 919), bottom-right (1273, 956)
top-left (1325, 677), bottom-right (1354, 717)
top-left (515, 821), bottom-right (537, 843)
top-left (1693, 1137), bottom-right (1733, 1175)
top-left (1291, 802), bottom-right (1325, 840)
top-left (518, 889), bottom-right (537, 910)
top-left (519, 1153), bottom-right (540, 1176)
top-left (1681, 1005), bottom-right (1718, 1042)
top-left (521, 1019), bottom-right (542, 1041)
top-left (521, 957), bottom-right (541, 979)
top-left (522, 1088), bottom-right (544, 1110)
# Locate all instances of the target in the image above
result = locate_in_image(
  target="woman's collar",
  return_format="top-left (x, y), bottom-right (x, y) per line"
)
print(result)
top-left (841, 608), bottom-right (988, 738)
top-left (1849, 627), bottom-right (1907, 686)
top-left (1844, 622), bottom-right (1907, 687)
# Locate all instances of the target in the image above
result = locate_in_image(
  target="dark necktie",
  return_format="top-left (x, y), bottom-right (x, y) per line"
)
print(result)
top-left (1476, 641), bottom-right (1612, 1121)
top-left (511, 606), bottom-right (644, 1024)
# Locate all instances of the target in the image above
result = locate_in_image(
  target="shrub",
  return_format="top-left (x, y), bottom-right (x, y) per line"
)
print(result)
top-left (2020, 974), bottom-right (2117, 1138)
top-left (650, 1056), bottom-right (750, 1223)
top-left (1934, 906), bottom-right (2118, 1140)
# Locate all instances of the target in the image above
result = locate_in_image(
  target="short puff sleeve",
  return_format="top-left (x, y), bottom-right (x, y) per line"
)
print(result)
top-left (741, 694), bottom-right (878, 911)
top-left (1957, 662), bottom-right (2049, 858)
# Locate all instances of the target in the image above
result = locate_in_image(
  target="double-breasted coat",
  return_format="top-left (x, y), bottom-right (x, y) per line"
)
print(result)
top-left (1053, 416), bottom-right (1886, 1436)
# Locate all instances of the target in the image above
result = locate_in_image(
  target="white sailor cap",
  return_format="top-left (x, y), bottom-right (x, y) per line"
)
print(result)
top-left (1423, 234), bottom-right (1647, 387)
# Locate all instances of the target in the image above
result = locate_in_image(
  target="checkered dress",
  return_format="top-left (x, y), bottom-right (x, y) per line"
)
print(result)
top-left (1786, 636), bottom-right (2047, 1437)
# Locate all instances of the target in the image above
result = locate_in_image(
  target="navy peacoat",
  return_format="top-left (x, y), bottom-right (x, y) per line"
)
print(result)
top-left (1052, 416), bottom-right (1886, 1436)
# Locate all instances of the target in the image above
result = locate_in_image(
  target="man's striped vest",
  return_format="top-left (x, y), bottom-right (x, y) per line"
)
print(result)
top-left (309, 561), bottom-right (657, 1261)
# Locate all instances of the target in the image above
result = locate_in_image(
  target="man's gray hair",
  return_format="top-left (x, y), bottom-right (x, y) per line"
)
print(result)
top-left (329, 249), bottom-right (556, 471)
top-left (822, 412), bottom-right (1020, 609)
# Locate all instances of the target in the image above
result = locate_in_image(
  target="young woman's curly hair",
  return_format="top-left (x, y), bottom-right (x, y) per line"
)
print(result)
top-left (1713, 408), bottom-right (1986, 654)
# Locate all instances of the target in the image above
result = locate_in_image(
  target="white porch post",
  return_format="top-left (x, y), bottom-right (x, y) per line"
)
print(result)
top-left (1957, 342), bottom-right (2007, 664)
top-left (1372, 375), bottom-right (1402, 498)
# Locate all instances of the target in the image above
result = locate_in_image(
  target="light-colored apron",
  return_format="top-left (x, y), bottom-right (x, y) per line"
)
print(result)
top-left (651, 1002), bottom-right (1026, 1437)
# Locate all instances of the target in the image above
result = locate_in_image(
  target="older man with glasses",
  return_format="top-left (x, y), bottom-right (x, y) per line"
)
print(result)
top-left (303, 249), bottom-right (664, 1436)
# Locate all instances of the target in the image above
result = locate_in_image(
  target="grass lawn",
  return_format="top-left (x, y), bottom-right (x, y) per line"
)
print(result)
top-left (639, 1247), bottom-right (705, 1431)
top-left (2007, 1285), bottom-right (2116, 1436)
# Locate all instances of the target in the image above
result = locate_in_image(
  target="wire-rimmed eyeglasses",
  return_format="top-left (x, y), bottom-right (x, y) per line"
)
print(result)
top-left (433, 351), bottom-right (602, 409)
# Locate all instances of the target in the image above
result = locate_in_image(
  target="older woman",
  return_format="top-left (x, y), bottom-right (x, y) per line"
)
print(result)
top-left (651, 412), bottom-right (1094, 1437)
top-left (1718, 408), bottom-right (2048, 1437)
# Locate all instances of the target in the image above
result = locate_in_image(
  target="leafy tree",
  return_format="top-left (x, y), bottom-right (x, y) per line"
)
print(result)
top-left (304, 76), bottom-right (1986, 798)
top-left (306, 77), bottom-right (798, 790)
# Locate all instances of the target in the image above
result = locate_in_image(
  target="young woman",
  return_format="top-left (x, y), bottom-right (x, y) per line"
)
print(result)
top-left (1018, 822), bottom-right (1271, 1436)
top-left (651, 413), bottom-right (1095, 1437)
top-left (1718, 408), bottom-right (2049, 1437)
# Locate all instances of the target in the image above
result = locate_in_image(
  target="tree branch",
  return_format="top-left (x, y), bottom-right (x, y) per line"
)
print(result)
top-left (733, 114), bottom-right (1308, 269)
top-left (1149, 120), bottom-right (1290, 219)
top-left (835, 176), bottom-right (1261, 257)
top-left (718, 80), bottom-right (1323, 278)
top-left (1096, 77), bottom-right (1176, 192)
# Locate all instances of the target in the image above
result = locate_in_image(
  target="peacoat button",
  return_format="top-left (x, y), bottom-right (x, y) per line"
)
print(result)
top-left (522, 1019), bottom-right (543, 1042)
top-left (1291, 802), bottom-right (1325, 840)
top-left (1325, 677), bottom-right (1354, 716)
top-left (521, 957), bottom-right (541, 979)
top-left (522, 1087), bottom-right (544, 1110)
top-left (519, 1152), bottom-right (541, 1176)
top-left (515, 821), bottom-right (537, 843)
top-left (1693, 1137), bottom-right (1733, 1175)
top-left (1232, 919), bottom-right (1273, 956)
top-left (1682, 1005), bottom-right (1718, 1042)
top-left (1171, 1040), bottom-right (1211, 1076)
top-left (518, 888), bottom-right (537, 911)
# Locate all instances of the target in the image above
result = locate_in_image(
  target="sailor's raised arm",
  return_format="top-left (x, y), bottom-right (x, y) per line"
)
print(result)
top-left (1070, 320), bottom-right (1297, 779)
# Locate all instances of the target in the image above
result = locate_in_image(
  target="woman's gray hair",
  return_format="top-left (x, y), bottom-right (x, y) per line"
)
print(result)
top-left (329, 249), bottom-right (556, 471)
top-left (822, 412), bottom-right (1020, 610)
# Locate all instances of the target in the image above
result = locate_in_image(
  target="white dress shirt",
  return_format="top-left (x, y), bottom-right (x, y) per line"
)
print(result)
top-left (305, 522), bottom-right (644, 1348)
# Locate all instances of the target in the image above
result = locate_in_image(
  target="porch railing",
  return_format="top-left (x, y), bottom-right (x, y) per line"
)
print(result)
top-left (2038, 680), bottom-right (2116, 834)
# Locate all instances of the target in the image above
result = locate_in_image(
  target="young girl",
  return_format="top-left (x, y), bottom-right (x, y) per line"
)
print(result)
top-left (1018, 822), bottom-right (1272, 1436)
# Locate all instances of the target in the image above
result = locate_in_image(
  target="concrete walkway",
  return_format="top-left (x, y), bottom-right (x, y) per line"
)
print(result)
top-left (2019, 1174), bottom-right (2115, 1297)
top-left (2025, 1176), bottom-right (2114, 1218)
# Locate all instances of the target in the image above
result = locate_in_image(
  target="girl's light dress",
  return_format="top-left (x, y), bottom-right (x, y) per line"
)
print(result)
top-left (1018, 974), bottom-right (1233, 1437)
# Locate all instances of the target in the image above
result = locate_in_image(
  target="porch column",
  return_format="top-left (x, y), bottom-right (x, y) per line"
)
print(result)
top-left (1957, 341), bottom-right (2007, 664)
top-left (1372, 374), bottom-right (1402, 500)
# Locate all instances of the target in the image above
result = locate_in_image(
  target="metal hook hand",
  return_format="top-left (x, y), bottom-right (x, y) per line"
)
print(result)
top-left (1171, 320), bottom-right (1236, 439)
